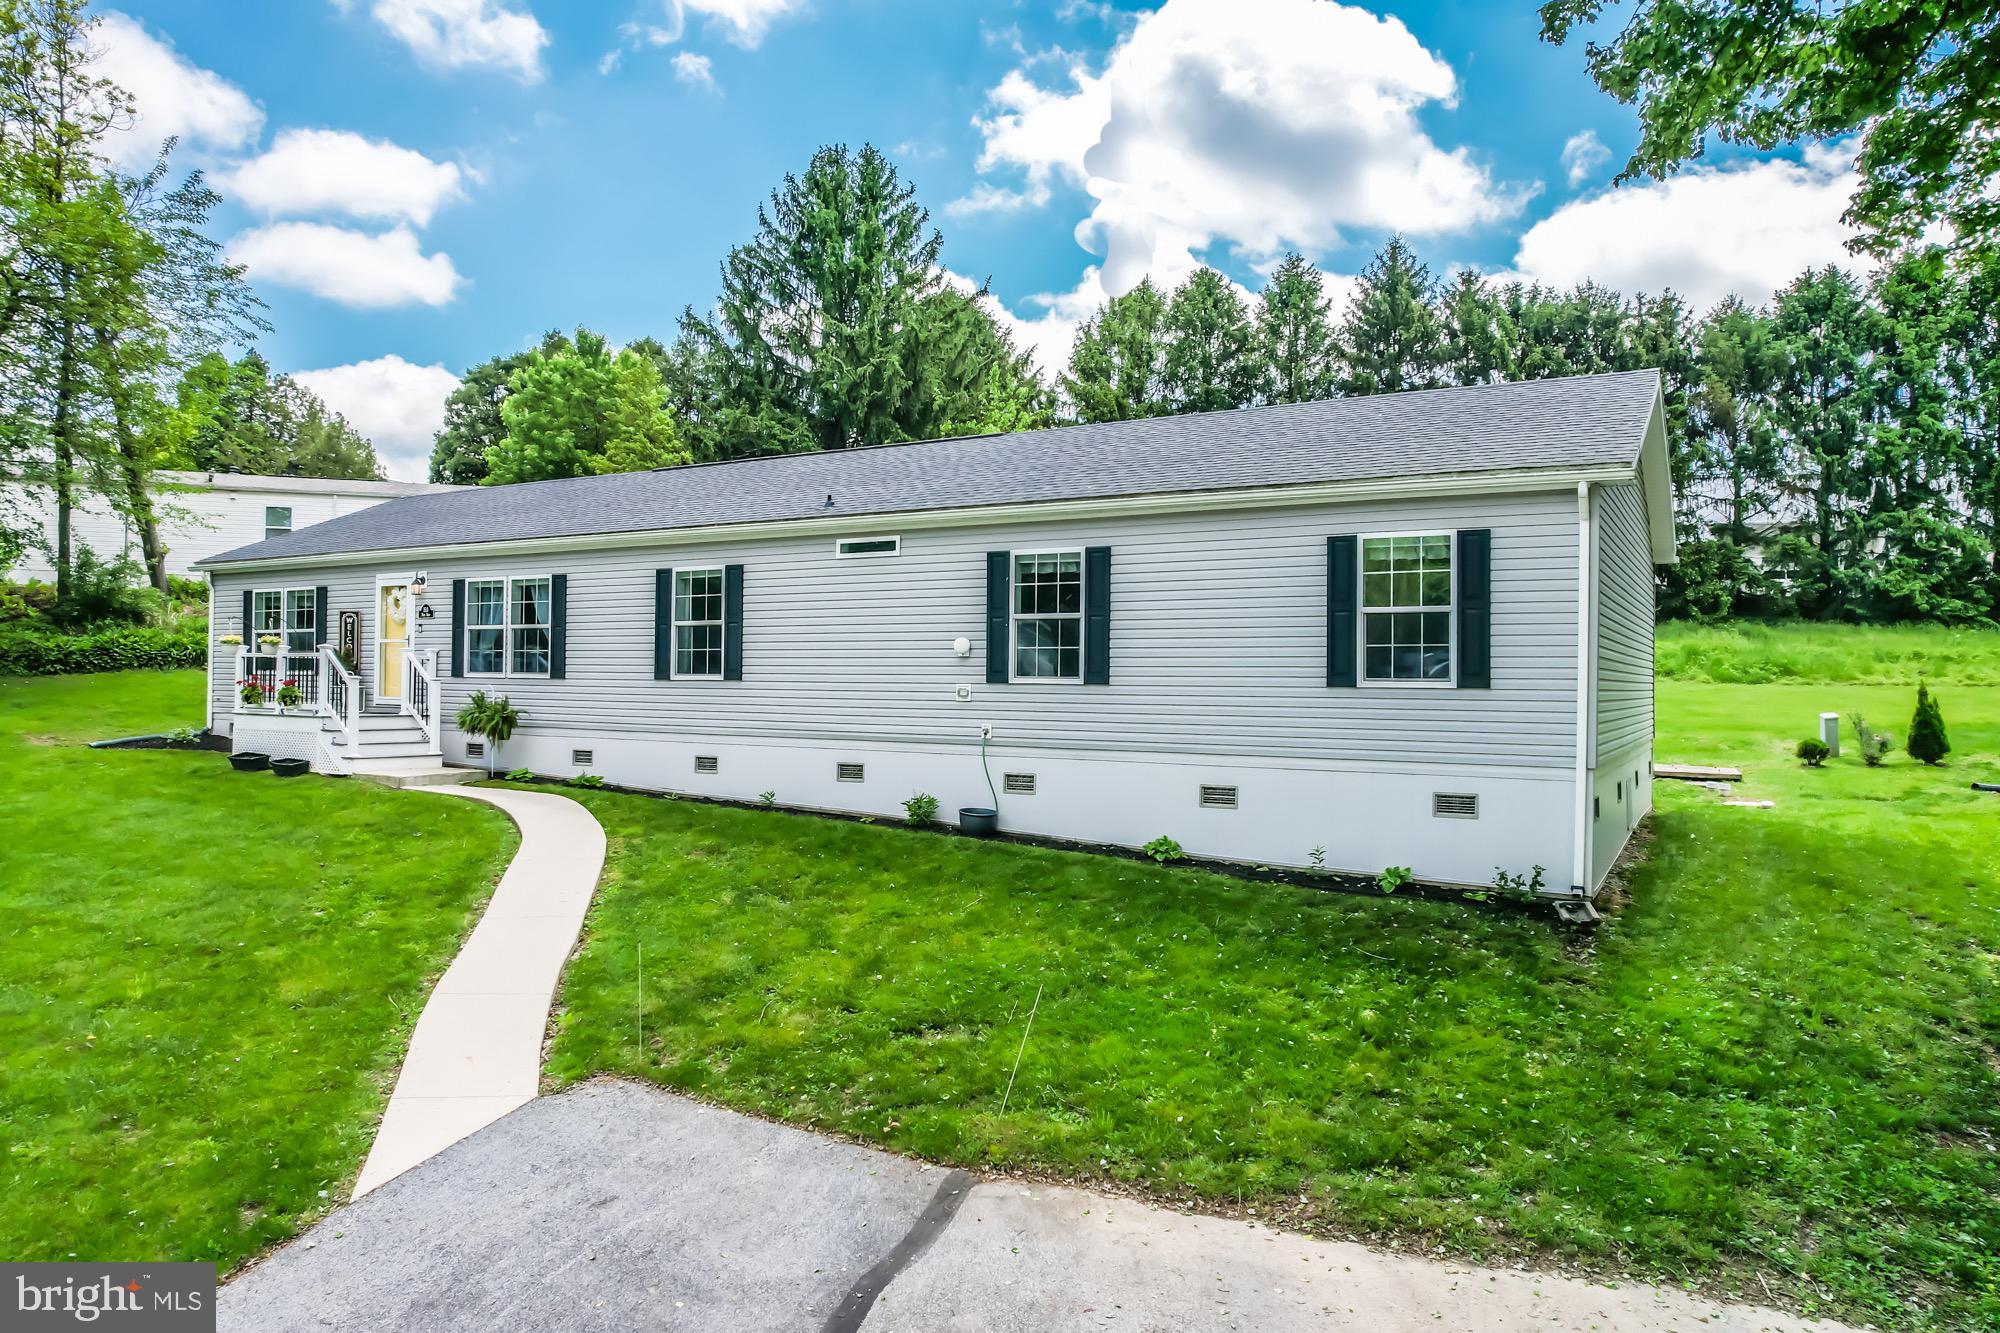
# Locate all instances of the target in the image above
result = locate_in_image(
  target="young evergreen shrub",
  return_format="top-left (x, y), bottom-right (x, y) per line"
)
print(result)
top-left (1848, 713), bottom-right (1892, 767)
top-left (1796, 738), bottom-right (1830, 767)
top-left (1907, 683), bottom-right (1951, 765)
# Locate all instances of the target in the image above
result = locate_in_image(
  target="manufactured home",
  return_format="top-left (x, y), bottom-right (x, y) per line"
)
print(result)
top-left (193, 371), bottom-right (1673, 901)
top-left (4, 470), bottom-right (464, 581)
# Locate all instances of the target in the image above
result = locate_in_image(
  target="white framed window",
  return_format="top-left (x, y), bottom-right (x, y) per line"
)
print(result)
top-left (464, 575), bottom-right (551, 677)
top-left (835, 535), bottom-right (900, 558)
top-left (264, 506), bottom-right (292, 541)
top-left (250, 587), bottom-right (315, 654)
top-left (1361, 532), bottom-right (1453, 684)
top-left (673, 567), bottom-right (724, 678)
top-left (1012, 549), bottom-right (1082, 681)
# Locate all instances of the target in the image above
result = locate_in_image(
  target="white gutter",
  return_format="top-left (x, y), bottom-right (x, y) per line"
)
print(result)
top-left (202, 568), bottom-right (215, 735)
top-left (193, 462), bottom-right (1640, 574)
top-left (1571, 481), bottom-right (1595, 896)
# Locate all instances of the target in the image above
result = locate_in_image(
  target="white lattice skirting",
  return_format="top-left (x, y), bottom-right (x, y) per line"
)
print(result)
top-left (232, 714), bottom-right (337, 772)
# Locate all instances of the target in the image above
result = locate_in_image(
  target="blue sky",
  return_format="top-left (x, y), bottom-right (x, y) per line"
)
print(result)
top-left (98, 1), bottom-right (1862, 477)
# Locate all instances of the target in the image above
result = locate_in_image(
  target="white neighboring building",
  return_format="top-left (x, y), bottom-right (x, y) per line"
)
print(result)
top-left (5, 471), bottom-right (465, 582)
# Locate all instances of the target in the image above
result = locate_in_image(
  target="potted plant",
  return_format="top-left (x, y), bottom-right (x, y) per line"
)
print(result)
top-left (257, 633), bottom-right (282, 649)
top-left (218, 633), bottom-right (243, 646)
top-left (229, 751), bottom-right (270, 772)
top-left (454, 690), bottom-right (521, 776)
top-left (270, 756), bottom-right (310, 778)
top-left (275, 677), bottom-right (303, 712)
top-left (237, 677), bottom-right (266, 708)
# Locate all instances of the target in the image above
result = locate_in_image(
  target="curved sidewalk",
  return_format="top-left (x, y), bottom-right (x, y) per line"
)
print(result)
top-left (353, 785), bottom-right (607, 1198)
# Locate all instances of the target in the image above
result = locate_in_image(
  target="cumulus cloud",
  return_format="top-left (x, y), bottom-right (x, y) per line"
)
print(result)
top-left (293, 355), bottom-right (461, 481)
top-left (1560, 129), bottom-right (1610, 188)
top-left (676, 0), bottom-right (805, 48)
top-left (225, 223), bottom-right (464, 308)
top-left (956, 0), bottom-right (1525, 298)
top-left (672, 51), bottom-right (718, 92)
top-left (218, 129), bottom-right (467, 226)
top-left (365, 0), bottom-right (548, 84)
top-left (1505, 143), bottom-right (1862, 312)
top-left (90, 12), bottom-right (264, 168)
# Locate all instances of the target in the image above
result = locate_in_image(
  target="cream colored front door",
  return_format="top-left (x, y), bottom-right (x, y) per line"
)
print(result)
top-left (377, 583), bottom-right (410, 700)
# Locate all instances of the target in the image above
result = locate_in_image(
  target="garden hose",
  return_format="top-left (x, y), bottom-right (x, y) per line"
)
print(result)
top-left (981, 730), bottom-right (999, 809)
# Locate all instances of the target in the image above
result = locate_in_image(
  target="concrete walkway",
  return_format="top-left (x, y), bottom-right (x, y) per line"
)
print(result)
top-left (351, 785), bottom-right (606, 1198)
top-left (233, 1081), bottom-right (1862, 1333)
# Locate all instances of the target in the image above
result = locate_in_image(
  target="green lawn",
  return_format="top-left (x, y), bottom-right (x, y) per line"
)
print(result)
top-left (0, 671), bottom-right (515, 1269)
top-left (545, 638), bottom-right (2000, 1331)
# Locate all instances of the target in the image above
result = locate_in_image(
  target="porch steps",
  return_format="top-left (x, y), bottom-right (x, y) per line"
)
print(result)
top-left (347, 759), bottom-right (480, 789)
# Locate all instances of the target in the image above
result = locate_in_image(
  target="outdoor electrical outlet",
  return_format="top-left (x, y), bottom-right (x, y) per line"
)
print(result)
top-left (980, 722), bottom-right (993, 739)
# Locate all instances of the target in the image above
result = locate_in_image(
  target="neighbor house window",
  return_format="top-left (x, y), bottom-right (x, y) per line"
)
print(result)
top-left (264, 506), bottom-right (292, 540)
top-left (250, 588), bottom-right (314, 654)
top-left (1361, 533), bottom-right (1453, 682)
top-left (673, 568), bottom-right (724, 678)
top-left (464, 576), bottom-right (550, 677)
top-left (1012, 550), bottom-right (1082, 680)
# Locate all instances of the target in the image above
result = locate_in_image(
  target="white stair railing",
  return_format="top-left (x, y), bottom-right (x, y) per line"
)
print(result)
top-left (321, 646), bottom-right (361, 748)
top-left (405, 647), bottom-right (441, 754)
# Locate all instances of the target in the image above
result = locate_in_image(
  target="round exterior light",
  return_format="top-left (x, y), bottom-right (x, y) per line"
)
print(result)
top-left (953, 636), bottom-right (971, 657)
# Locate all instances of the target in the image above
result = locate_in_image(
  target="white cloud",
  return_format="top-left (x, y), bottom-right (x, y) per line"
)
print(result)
top-left (677, 0), bottom-right (805, 49)
top-left (957, 0), bottom-right (1525, 299)
top-left (1560, 129), bottom-right (1610, 187)
top-left (672, 51), bottom-right (718, 92)
top-left (1505, 143), bottom-right (1862, 312)
top-left (89, 12), bottom-right (264, 168)
top-left (225, 223), bottom-right (464, 308)
top-left (293, 355), bottom-right (461, 481)
top-left (366, 0), bottom-right (548, 84)
top-left (218, 129), bottom-right (466, 226)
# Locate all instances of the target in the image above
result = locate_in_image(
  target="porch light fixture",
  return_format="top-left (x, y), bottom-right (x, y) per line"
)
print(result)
top-left (411, 571), bottom-right (430, 596)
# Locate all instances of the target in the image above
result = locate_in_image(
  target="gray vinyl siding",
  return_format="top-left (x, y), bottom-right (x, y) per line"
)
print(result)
top-left (210, 490), bottom-right (1580, 769)
top-left (1592, 482), bottom-right (1654, 762)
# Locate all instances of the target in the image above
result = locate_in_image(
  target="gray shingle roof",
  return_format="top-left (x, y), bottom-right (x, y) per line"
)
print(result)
top-left (195, 370), bottom-right (1661, 568)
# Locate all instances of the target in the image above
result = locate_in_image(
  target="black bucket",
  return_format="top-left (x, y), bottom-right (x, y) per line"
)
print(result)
top-left (958, 806), bottom-right (998, 836)
top-left (270, 757), bottom-right (310, 779)
top-left (229, 751), bottom-right (271, 773)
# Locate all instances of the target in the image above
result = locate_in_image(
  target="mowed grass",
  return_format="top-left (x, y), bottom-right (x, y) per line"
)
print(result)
top-left (546, 634), bottom-right (2000, 1330)
top-left (0, 671), bottom-right (514, 1269)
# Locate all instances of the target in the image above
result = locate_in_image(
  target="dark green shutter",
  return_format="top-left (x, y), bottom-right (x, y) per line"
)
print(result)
top-left (1457, 528), bottom-right (1491, 688)
top-left (314, 586), bottom-right (329, 645)
top-left (985, 551), bottom-right (1009, 684)
top-left (1083, 546), bottom-right (1111, 684)
top-left (450, 578), bottom-right (465, 678)
top-left (240, 589), bottom-right (252, 641)
top-left (654, 569), bottom-right (674, 680)
top-left (549, 574), bottom-right (568, 679)
top-left (723, 564), bottom-right (744, 681)
top-left (1326, 535), bottom-right (1357, 687)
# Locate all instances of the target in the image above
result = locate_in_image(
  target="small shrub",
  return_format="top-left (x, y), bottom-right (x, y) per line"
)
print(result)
top-left (1378, 865), bottom-right (1414, 894)
top-left (1492, 865), bottom-right (1548, 900)
top-left (505, 767), bottom-right (536, 781)
top-left (50, 547), bottom-right (156, 628)
top-left (1308, 845), bottom-right (1327, 870)
top-left (1907, 682), bottom-right (1951, 765)
top-left (165, 725), bottom-right (202, 745)
top-left (902, 792), bottom-right (940, 827)
top-left (1796, 737), bottom-right (1830, 767)
top-left (1848, 713), bottom-right (1892, 767)
top-left (0, 618), bottom-right (205, 674)
top-left (565, 773), bottom-right (604, 789)
top-left (1142, 835), bottom-right (1184, 863)
top-left (758, 789), bottom-right (776, 807)
top-left (165, 575), bottom-right (209, 607)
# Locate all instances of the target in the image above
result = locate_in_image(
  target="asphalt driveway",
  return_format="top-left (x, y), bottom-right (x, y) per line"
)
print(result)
top-left (221, 1081), bottom-right (1856, 1333)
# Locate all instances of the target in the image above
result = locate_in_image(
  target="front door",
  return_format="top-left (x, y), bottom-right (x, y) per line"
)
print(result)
top-left (377, 582), bottom-right (410, 700)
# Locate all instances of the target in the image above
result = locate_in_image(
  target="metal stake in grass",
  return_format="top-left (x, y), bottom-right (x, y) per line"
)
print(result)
top-left (999, 981), bottom-right (1043, 1116)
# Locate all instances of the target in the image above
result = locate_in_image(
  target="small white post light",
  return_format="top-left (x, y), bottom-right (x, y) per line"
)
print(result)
top-left (952, 636), bottom-right (971, 657)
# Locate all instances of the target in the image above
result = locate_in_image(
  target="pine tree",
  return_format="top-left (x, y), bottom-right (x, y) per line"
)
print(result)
top-left (1162, 268), bottom-right (1264, 412)
top-left (1906, 682), bottom-right (1951, 764)
top-left (1061, 278), bottom-right (1169, 423)
top-left (1336, 237), bottom-right (1445, 395)
top-left (1438, 270), bottom-right (1516, 386)
top-left (429, 333), bottom-right (571, 483)
top-left (1257, 254), bottom-right (1339, 403)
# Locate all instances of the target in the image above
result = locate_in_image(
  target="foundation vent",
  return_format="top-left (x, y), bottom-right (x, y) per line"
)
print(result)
top-left (1002, 772), bottom-right (1036, 795)
top-left (1432, 792), bottom-right (1479, 819)
top-left (836, 761), bottom-right (865, 783)
top-left (466, 742), bottom-right (484, 759)
top-left (1199, 784), bottom-right (1239, 810)
top-left (572, 748), bottom-right (594, 767)
top-left (694, 755), bottom-right (719, 774)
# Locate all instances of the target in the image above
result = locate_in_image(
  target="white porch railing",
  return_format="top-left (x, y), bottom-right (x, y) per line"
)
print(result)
top-left (233, 645), bottom-right (327, 714)
top-left (321, 645), bottom-right (362, 748)
top-left (403, 646), bottom-right (441, 754)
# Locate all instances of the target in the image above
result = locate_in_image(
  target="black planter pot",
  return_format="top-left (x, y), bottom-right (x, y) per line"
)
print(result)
top-left (229, 751), bottom-right (271, 773)
top-left (270, 757), bottom-right (310, 779)
top-left (959, 806), bottom-right (998, 836)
